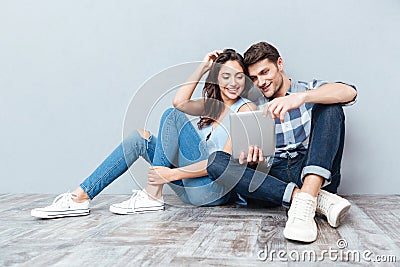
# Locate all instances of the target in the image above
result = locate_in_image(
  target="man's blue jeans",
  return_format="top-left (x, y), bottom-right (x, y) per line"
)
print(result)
top-left (206, 104), bottom-right (345, 208)
top-left (80, 108), bottom-right (230, 206)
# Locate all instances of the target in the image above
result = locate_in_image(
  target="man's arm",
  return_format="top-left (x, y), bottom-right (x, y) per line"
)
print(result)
top-left (301, 82), bottom-right (357, 105)
top-left (266, 82), bottom-right (357, 122)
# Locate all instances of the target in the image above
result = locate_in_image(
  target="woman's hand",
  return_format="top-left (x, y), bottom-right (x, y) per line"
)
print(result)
top-left (148, 166), bottom-right (177, 185)
top-left (200, 50), bottom-right (223, 73)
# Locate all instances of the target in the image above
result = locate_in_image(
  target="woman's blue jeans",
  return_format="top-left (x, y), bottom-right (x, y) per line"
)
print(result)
top-left (152, 108), bottom-right (231, 206)
top-left (80, 108), bottom-right (230, 206)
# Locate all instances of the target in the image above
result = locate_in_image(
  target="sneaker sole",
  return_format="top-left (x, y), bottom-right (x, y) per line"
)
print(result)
top-left (283, 227), bottom-right (317, 243)
top-left (109, 205), bottom-right (164, 215)
top-left (328, 203), bottom-right (351, 228)
top-left (31, 209), bottom-right (90, 219)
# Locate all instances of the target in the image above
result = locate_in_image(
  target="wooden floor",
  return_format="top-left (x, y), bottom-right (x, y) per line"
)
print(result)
top-left (0, 194), bottom-right (399, 266)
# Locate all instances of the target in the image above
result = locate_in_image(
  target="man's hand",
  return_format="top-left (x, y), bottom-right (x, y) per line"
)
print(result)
top-left (239, 146), bottom-right (264, 165)
top-left (264, 93), bottom-right (306, 122)
top-left (148, 166), bottom-right (177, 185)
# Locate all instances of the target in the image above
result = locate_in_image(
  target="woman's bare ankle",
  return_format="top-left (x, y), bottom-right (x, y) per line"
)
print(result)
top-left (145, 184), bottom-right (163, 200)
top-left (71, 187), bottom-right (90, 203)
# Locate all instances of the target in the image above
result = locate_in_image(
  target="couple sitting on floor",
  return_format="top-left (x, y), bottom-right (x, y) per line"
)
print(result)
top-left (31, 41), bottom-right (357, 243)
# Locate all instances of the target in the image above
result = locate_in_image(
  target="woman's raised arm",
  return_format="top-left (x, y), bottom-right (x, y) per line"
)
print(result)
top-left (172, 50), bottom-right (222, 116)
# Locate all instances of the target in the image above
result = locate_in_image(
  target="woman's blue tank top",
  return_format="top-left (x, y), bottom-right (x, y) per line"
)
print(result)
top-left (198, 97), bottom-right (252, 154)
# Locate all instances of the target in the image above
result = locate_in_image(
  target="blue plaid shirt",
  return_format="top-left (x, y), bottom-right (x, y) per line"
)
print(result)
top-left (250, 79), bottom-right (356, 159)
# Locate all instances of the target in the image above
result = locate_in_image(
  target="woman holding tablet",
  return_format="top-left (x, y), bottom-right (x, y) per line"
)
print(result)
top-left (31, 49), bottom-right (256, 218)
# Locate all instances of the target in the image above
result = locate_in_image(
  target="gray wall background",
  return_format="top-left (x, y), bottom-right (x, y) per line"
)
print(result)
top-left (1, 0), bottom-right (399, 195)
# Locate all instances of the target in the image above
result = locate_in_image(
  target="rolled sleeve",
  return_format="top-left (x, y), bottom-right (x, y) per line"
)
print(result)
top-left (309, 79), bottom-right (357, 106)
top-left (336, 81), bottom-right (357, 106)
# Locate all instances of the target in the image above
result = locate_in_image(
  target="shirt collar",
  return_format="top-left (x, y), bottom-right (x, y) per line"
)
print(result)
top-left (266, 79), bottom-right (295, 101)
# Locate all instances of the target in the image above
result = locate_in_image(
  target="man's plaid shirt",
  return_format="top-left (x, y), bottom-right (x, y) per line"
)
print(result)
top-left (250, 79), bottom-right (357, 159)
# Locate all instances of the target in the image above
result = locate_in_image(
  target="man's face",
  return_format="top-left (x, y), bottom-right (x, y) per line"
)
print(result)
top-left (248, 58), bottom-right (284, 98)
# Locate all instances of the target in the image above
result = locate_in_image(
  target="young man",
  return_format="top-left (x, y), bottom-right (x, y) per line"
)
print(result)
top-left (207, 41), bottom-right (357, 243)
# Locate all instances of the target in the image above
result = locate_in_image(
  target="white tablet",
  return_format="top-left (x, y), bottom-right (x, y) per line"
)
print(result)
top-left (229, 110), bottom-right (276, 160)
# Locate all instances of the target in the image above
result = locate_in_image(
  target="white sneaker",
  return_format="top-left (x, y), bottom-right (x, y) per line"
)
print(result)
top-left (283, 192), bottom-right (317, 243)
top-left (109, 190), bottom-right (164, 215)
top-left (316, 189), bottom-right (351, 228)
top-left (31, 193), bottom-right (90, 219)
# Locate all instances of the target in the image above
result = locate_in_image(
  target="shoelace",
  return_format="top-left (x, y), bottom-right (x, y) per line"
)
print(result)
top-left (316, 193), bottom-right (330, 213)
top-left (120, 190), bottom-right (162, 209)
top-left (130, 190), bottom-right (146, 210)
top-left (119, 190), bottom-right (144, 207)
top-left (290, 196), bottom-right (316, 221)
top-left (50, 193), bottom-right (73, 208)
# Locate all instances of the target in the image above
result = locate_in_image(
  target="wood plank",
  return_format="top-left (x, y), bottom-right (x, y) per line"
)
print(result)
top-left (0, 194), bottom-right (399, 266)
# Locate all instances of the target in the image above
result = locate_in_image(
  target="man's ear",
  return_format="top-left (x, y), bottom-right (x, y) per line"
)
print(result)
top-left (277, 57), bottom-right (284, 72)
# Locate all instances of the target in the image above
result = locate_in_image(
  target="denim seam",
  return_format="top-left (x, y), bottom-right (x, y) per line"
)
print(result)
top-left (157, 111), bottom-right (174, 166)
top-left (145, 134), bottom-right (151, 149)
top-left (306, 117), bottom-right (315, 164)
top-left (144, 134), bottom-right (155, 162)
top-left (303, 109), bottom-right (332, 188)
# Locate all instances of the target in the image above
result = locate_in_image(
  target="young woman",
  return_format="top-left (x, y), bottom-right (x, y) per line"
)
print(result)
top-left (31, 49), bottom-right (256, 218)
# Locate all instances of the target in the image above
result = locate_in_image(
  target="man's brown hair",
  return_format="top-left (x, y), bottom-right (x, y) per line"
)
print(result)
top-left (244, 42), bottom-right (280, 66)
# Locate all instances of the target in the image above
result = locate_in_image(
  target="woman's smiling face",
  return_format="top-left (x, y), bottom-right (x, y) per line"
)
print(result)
top-left (217, 60), bottom-right (246, 101)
